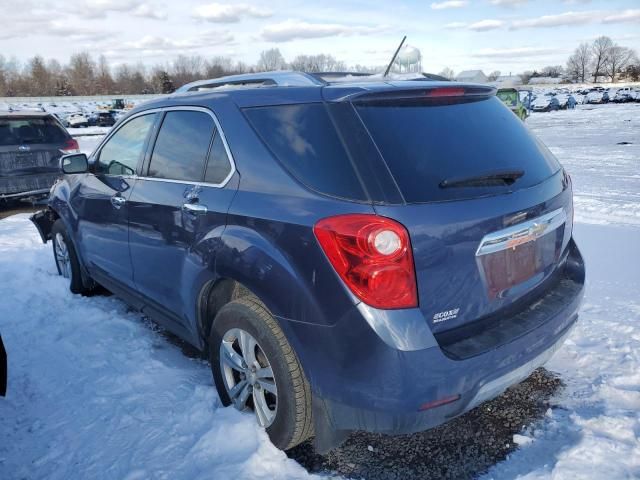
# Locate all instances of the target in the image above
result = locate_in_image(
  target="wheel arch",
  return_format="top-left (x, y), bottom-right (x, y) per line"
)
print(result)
top-left (196, 276), bottom-right (313, 381)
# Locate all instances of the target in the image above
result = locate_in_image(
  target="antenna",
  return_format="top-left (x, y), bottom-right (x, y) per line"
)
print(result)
top-left (384, 36), bottom-right (407, 77)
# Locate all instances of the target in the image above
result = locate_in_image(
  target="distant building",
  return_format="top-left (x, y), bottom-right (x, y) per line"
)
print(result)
top-left (529, 76), bottom-right (561, 85)
top-left (494, 75), bottom-right (523, 87)
top-left (455, 70), bottom-right (488, 83)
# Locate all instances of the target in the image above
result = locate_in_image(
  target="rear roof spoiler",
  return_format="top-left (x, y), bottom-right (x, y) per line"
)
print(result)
top-left (328, 84), bottom-right (497, 103)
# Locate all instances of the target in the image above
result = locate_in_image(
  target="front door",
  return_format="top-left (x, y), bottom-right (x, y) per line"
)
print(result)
top-left (74, 113), bottom-right (158, 288)
top-left (128, 108), bottom-right (237, 329)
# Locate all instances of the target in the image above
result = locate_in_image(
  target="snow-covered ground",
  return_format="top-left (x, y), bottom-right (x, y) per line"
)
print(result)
top-left (528, 104), bottom-right (640, 227)
top-left (1, 103), bottom-right (639, 479)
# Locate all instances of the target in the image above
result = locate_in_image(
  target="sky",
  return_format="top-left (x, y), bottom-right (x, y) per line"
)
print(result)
top-left (0, 0), bottom-right (639, 76)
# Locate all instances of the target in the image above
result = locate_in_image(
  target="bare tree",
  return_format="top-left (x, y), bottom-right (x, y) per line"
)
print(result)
top-left (95, 55), bottom-right (115, 94)
top-left (541, 65), bottom-right (564, 78)
top-left (257, 48), bottom-right (287, 72)
top-left (606, 45), bottom-right (635, 82)
top-left (28, 56), bottom-right (51, 96)
top-left (47, 59), bottom-right (64, 89)
top-left (627, 63), bottom-right (640, 82)
top-left (591, 36), bottom-right (613, 83)
top-left (114, 64), bottom-right (133, 94)
top-left (171, 55), bottom-right (204, 88)
top-left (67, 52), bottom-right (96, 95)
top-left (289, 54), bottom-right (346, 72)
top-left (150, 68), bottom-right (175, 94)
top-left (438, 67), bottom-right (455, 80)
top-left (487, 70), bottom-right (501, 81)
top-left (566, 43), bottom-right (591, 83)
top-left (519, 70), bottom-right (534, 85)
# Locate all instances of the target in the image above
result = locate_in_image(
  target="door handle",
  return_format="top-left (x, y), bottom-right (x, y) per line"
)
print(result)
top-left (110, 195), bottom-right (126, 209)
top-left (182, 202), bottom-right (208, 214)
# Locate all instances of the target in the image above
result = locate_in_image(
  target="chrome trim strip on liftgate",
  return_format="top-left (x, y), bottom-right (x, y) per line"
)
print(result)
top-left (475, 208), bottom-right (567, 257)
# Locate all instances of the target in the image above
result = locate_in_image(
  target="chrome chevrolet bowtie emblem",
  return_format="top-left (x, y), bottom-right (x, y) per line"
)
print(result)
top-left (18, 145), bottom-right (30, 152)
top-left (476, 208), bottom-right (567, 257)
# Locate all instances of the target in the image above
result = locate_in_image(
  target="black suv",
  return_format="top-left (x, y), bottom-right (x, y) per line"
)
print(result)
top-left (1, 112), bottom-right (79, 201)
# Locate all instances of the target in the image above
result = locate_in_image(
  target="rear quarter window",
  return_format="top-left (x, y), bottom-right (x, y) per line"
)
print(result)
top-left (243, 103), bottom-right (367, 201)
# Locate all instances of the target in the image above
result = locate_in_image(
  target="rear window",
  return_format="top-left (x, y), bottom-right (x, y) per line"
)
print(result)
top-left (355, 96), bottom-right (561, 203)
top-left (0, 117), bottom-right (68, 146)
top-left (244, 103), bottom-right (366, 201)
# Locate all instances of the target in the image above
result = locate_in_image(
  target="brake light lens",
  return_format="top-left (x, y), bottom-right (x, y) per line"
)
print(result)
top-left (314, 214), bottom-right (418, 309)
top-left (427, 87), bottom-right (465, 97)
top-left (61, 138), bottom-right (80, 154)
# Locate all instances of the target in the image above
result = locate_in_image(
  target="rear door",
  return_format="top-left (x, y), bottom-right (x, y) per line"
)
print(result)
top-left (74, 112), bottom-right (158, 288)
top-left (352, 92), bottom-right (573, 334)
top-left (128, 107), bottom-right (237, 329)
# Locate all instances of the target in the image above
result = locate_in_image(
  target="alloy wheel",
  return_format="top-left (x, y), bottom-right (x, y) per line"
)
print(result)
top-left (219, 328), bottom-right (278, 427)
top-left (54, 233), bottom-right (71, 279)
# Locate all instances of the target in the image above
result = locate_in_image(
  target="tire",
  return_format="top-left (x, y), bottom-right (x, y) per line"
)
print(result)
top-left (51, 219), bottom-right (90, 294)
top-left (209, 296), bottom-right (313, 450)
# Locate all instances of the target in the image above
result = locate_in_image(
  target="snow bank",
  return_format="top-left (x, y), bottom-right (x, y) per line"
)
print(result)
top-left (528, 103), bottom-right (640, 228)
top-left (0, 215), bottom-right (319, 480)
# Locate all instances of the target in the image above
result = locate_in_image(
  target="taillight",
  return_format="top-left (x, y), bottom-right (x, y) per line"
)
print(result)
top-left (313, 214), bottom-right (418, 309)
top-left (427, 87), bottom-right (465, 97)
top-left (61, 138), bottom-right (80, 154)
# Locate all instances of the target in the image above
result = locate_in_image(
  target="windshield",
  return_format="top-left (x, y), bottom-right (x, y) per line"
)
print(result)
top-left (355, 96), bottom-right (561, 202)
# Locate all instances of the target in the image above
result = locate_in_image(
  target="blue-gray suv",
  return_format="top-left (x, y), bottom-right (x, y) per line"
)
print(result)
top-left (31, 72), bottom-right (585, 452)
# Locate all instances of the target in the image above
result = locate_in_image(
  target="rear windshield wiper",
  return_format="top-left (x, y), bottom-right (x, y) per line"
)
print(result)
top-left (439, 170), bottom-right (524, 188)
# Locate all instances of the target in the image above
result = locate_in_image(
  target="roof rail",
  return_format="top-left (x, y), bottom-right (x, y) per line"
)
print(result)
top-left (310, 71), bottom-right (373, 81)
top-left (174, 71), bottom-right (325, 93)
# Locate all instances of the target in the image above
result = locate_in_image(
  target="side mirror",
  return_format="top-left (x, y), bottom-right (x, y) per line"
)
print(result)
top-left (60, 153), bottom-right (88, 174)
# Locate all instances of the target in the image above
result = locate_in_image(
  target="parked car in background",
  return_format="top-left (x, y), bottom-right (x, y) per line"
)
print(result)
top-left (0, 112), bottom-right (79, 201)
top-left (52, 113), bottom-right (68, 127)
top-left (66, 113), bottom-right (89, 128)
top-left (497, 88), bottom-right (528, 121)
top-left (613, 87), bottom-right (634, 103)
top-left (555, 94), bottom-right (569, 110)
top-left (585, 91), bottom-right (605, 104)
top-left (88, 111), bottom-right (116, 127)
top-left (30, 72), bottom-right (584, 453)
top-left (532, 95), bottom-right (560, 112)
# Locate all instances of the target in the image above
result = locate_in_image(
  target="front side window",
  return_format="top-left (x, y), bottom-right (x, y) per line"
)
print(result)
top-left (97, 114), bottom-right (156, 175)
top-left (148, 110), bottom-right (214, 182)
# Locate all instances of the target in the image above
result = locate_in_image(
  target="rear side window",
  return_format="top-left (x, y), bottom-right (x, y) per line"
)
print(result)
top-left (148, 110), bottom-right (214, 182)
top-left (244, 103), bottom-right (366, 201)
top-left (98, 113), bottom-right (156, 175)
top-left (355, 96), bottom-right (561, 203)
top-left (204, 133), bottom-right (232, 184)
top-left (0, 117), bottom-right (68, 146)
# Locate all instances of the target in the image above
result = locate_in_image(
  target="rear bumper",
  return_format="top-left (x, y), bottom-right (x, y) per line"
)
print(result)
top-left (282, 239), bottom-right (584, 436)
top-left (0, 173), bottom-right (58, 199)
